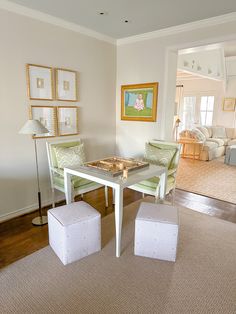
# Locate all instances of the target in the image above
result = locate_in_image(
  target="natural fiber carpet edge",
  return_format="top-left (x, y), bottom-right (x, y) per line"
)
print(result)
top-left (1, 197), bottom-right (236, 314)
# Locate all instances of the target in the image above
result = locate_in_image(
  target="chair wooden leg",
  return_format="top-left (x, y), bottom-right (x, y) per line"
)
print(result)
top-left (52, 188), bottom-right (55, 208)
top-left (112, 188), bottom-right (115, 205)
top-left (105, 186), bottom-right (108, 208)
top-left (142, 193), bottom-right (145, 199)
top-left (80, 194), bottom-right (83, 200)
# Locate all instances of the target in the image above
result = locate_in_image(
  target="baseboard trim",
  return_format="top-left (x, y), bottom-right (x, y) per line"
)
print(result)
top-left (0, 195), bottom-right (65, 223)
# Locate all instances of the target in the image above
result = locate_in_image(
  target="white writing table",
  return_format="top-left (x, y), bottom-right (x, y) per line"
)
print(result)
top-left (64, 164), bottom-right (167, 257)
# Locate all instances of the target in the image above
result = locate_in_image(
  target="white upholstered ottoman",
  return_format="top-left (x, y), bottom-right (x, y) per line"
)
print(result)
top-left (134, 202), bottom-right (179, 262)
top-left (48, 201), bottom-right (101, 265)
top-left (225, 145), bottom-right (236, 166)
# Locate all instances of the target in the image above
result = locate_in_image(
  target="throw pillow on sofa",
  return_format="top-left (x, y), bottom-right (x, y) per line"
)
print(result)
top-left (196, 126), bottom-right (210, 138)
top-left (205, 126), bottom-right (213, 138)
top-left (212, 127), bottom-right (227, 139)
top-left (191, 129), bottom-right (206, 142)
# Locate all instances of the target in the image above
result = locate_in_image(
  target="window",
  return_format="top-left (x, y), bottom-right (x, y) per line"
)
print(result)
top-left (200, 96), bottom-right (214, 126)
top-left (182, 96), bottom-right (196, 130)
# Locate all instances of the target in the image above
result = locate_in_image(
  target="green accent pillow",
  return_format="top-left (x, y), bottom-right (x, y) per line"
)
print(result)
top-left (144, 143), bottom-right (176, 169)
top-left (54, 144), bottom-right (86, 169)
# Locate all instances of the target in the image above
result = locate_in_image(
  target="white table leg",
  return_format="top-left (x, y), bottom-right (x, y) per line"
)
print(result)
top-left (114, 185), bottom-right (123, 257)
top-left (159, 170), bottom-right (167, 200)
top-left (64, 170), bottom-right (72, 204)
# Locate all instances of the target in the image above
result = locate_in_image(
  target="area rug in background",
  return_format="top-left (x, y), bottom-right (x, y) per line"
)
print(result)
top-left (1, 198), bottom-right (236, 313)
top-left (176, 157), bottom-right (236, 204)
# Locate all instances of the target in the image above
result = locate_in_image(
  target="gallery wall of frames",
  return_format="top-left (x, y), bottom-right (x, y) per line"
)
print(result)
top-left (26, 64), bottom-right (79, 138)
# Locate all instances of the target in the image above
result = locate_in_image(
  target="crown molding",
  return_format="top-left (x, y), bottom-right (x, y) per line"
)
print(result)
top-left (117, 12), bottom-right (236, 46)
top-left (0, 0), bottom-right (116, 44)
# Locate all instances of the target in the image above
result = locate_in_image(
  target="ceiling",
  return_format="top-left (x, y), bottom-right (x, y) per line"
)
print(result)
top-left (7, 0), bottom-right (236, 39)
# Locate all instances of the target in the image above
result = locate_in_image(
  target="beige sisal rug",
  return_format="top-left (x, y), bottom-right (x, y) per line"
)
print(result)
top-left (1, 198), bottom-right (236, 313)
top-left (176, 157), bottom-right (236, 204)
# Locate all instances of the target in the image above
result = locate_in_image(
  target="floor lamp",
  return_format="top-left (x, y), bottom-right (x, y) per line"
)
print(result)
top-left (19, 119), bottom-right (49, 226)
top-left (175, 118), bottom-right (181, 141)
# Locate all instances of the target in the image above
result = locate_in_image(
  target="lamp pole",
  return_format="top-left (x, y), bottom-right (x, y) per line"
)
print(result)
top-left (32, 138), bottom-right (47, 226)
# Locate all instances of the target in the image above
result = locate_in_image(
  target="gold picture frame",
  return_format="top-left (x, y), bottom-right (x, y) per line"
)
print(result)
top-left (29, 106), bottom-right (57, 138)
top-left (57, 106), bottom-right (79, 136)
top-left (121, 82), bottom-right (158, 122)
top-left (223, 98), bottom-right (236, 111)
top-left (26, 64), bottom-right (53, 100)
top-left (55, 68), bottom-right (78, 102)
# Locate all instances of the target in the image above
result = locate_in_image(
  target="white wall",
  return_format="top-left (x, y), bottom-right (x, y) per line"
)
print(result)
top-left (176, 78), bottom-right (228, 126)
top-left (176, 77), bottom-right (236, 128)
top-left (116, 21), bottom-right (236, 157)
top-left (0, 9), bottom-right (116, 220)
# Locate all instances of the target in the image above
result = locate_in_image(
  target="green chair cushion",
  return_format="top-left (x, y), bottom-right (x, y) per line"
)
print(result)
top-left (53, 173), bottom-right (98, 189)
top-left (144, 143), bottom-right (177, 169)
top-left (134, 175), bottom-right (175, 193)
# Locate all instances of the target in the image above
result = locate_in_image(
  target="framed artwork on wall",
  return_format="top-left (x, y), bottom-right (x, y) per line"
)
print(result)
top-left (26, 64), bottom-right (53, 100)
top-left (121, 82), bottom-right (158, 122)
top-left (57, 106), bottom-right (79, 136)
top-left (55, 68), bottom-right (78, 101)
top-left (223, 98), bottom-right (236, 111)
top-left (30, 106), bottom-right (57, 138)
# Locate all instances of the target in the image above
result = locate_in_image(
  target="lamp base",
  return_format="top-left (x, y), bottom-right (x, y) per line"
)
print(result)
top-left (32, 216), bottom-right (48, 226)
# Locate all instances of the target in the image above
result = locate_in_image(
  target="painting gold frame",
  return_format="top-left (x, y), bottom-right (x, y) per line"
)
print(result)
top-left (223, 98), bottom-right (236, 112)
top-left (26, 64), bottom-right (54, 100)
top-left (29, 105), bottom-right (57, 138)
top-left (121, 82), bottom-right (158, 122)
top-left (55, 68), bottom-right (78, 102)
top-left (57, 106), bottom-right (79, 136)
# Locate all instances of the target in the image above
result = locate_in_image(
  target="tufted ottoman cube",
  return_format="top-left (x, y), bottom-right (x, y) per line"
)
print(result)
top-left (134, 202), bottom-right (179, 262)
top-left (48, 201), bottom-right (101, 265)
top-left (225, 145), bottom-right (236, 166)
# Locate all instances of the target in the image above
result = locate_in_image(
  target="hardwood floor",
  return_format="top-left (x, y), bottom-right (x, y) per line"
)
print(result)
top-left (1, 187), bottom-right (236, 269)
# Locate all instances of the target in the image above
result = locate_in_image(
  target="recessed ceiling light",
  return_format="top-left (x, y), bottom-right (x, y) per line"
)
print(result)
top-left (98, 11), bottom-right (108, 16)
top-left (124, 20), bottom-right (130, 23)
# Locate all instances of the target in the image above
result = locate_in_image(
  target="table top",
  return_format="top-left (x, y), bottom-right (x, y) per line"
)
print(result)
top-left (64, 163), bottom-right (166, 188)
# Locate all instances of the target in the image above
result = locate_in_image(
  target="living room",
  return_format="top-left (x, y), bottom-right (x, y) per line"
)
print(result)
top-left (1, 1), bottom-right (236, 313)
top-left (175, 43), bottom-right (236, 204)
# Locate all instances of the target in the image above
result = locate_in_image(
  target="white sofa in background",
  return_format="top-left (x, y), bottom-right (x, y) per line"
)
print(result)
top-left (179, 126), bottom-right (236, 161)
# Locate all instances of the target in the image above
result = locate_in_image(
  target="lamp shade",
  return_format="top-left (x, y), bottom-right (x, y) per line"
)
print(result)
top-left (19, 119), bottom-right (49, 135)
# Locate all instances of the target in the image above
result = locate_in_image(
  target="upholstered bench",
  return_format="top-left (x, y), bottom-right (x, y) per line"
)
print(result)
top-left (48, 201), bottom-right (101, 265)
top-left (134, 202), bottom-right (179, 262)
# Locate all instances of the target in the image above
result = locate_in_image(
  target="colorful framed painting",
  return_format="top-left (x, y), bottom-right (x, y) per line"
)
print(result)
top-left (223, 98), bottom-right (236, 112)
top-left (29, 106), bottom-right (57, 138)
top-left (121, 82), bottom-right (158, 122)
top-left (57, 106), bottom-right (79, 136)
top-left (26, 64), bottom-right (53, 100)
top-left (55, 68), bottom-right (78, 102)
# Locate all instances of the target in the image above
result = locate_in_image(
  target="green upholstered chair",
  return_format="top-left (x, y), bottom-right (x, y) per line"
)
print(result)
top-left (46, 139), bottom-right (108, 207)
top-left (128, 140), bottom-right (181, 203)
